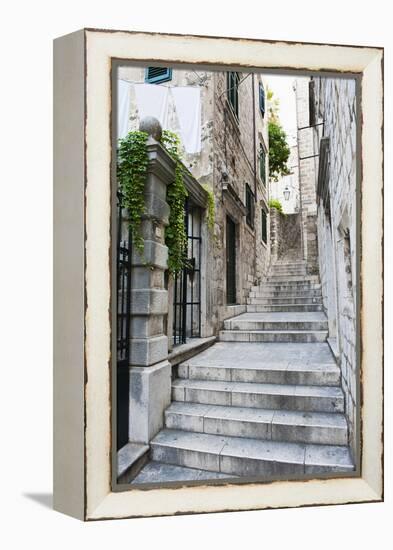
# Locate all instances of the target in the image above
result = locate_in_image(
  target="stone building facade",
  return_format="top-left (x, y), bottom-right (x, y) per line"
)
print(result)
top-left (118, 66), bottom-right (270, 345)
top-left (309, 76), bottom-right (358, 455)
top-left (294, 78), bottom-right (320, 275)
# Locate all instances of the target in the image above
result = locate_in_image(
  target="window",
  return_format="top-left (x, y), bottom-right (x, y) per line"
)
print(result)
top-left (309, 78), bottom-right (316, 126)
top-left (261, 208), bottom-right (268, 244)
top-left (245, 183), bottom-right (255, 229)
top-left (259, 83), bottom-right (265, 117)
top-left (227, 72), bottom-right (240, 119)
top-left (259, 144), bottom-right (266, 185)
top-left (145, 67), bottom-right (172, 84)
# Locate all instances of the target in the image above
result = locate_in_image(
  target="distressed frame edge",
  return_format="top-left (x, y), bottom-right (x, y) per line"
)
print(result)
top-left (52, 28), bottom-right (382, 521)
top-left (53, 29), bottom-right (86, 521)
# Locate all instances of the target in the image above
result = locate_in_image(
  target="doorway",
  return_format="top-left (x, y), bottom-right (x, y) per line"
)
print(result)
top-left (226, 215), bottom-right (237, 304)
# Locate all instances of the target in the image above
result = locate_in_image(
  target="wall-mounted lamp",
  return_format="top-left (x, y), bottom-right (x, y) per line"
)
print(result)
top-left (283, 186), bottom-right (291, 201)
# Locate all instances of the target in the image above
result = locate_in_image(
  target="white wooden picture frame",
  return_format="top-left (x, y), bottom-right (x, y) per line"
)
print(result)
top-left (53, 29), bottom-right (383, 521)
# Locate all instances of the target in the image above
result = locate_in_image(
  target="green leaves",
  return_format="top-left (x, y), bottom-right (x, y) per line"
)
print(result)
top-left (268, 198), bottom-right (285, 215)
top-left (117, 131), bottom-right (149, 254)
top-left (160, 130), bottom-right (189, 275)
top-left (117, 129), bottom-right (190, 275)
top-left (269, 121), bottom-right (290, 181)
top-left (268, 121), bottom-right (291, 182)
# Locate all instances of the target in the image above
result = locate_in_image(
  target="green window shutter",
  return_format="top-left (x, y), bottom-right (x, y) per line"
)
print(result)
top-left (145, 67), bottom-right (172, 84)
top-left (259, 83), bottom-right (265, 117)
top-left (259, 145), bottom-right (266, 185)
top-left (227, 71), bottom-right (239, 119)
top-left (261, 209), bottom-right (267, 244)
top-left (245, 184), bottom-right (254, 229)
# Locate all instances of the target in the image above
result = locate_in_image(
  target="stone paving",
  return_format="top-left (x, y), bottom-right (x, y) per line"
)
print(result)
top-left (130, 263), bottom-right (354, 482)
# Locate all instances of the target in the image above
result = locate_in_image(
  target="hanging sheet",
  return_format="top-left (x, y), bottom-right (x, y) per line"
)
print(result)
top-left (171, 86), bottom-right (202, 154)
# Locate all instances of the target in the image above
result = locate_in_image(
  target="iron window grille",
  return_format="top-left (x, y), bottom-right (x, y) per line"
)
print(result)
top-left (259, 143), bottom-right (266, 185)
top-left (116, 192), bottom-right (132, 450)
top-left (261, 208), bottom-right (268, 244)
top-left (259, 83), bottom-right (266, 117)
top-left (172, 201), bottom-right (202, 346)
top-left (145, 67), bottom-right (173, 84)
top-left (227, 71), bottom-right (240, 119)
top-left (245, 183), bottom-right (255, 229)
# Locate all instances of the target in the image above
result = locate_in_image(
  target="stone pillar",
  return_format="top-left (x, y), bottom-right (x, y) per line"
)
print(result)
top-left (128, 118), bottom-right (175, 445)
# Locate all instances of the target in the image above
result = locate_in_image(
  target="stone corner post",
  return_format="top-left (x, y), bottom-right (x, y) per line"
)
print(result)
top-left (128, 117), bottom-right (175, 445)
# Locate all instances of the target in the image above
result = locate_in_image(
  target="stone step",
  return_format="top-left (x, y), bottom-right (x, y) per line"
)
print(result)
top-left (270, 269), bottom-right (307, 274)
top-left (151, 429), bottom-right (354, 476)
top-left (178, 359), bottom-right (340, 386)
top-left (248, 297), bottom-right (322, 305)
top-left (165, 402), bottom-right (348, 445)
top-left (247, 304), bottom-right (323, 312)
top-left (268, 269), bottom-right (307, 274)
top-left (223, 318), bottom-right (328, 331)
top-left (266, 275), bottom-right (320, 283)
top-left (219, 330), bottom-right (328, 343)
top-left (270, 259), bottom-right (306, 268)
top-left (251, 283), bottom-right (321, 292)
top-left (249, 289), bottom-right (322, 298)
top-left (172, 379), bottom-right (344, 413)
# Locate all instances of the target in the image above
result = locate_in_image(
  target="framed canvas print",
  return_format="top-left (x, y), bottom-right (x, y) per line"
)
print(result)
top-left (53, 29), bottom-right (383, 521)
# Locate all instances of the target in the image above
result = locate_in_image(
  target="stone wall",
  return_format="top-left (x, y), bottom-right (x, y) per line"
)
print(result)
top-left (117, 66), bottom-right (270, 338)
top-left (313, 76), bottom-right (358, 456)
top-left (270, 209), bottom-right (302, 263)
top-left (294, 78), bottom-right (319, 275)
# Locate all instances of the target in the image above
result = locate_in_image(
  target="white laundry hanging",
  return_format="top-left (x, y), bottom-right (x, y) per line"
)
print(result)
top-left (171, 86), bottom-right (202, 154)
top-left (117, 79), bottom-right (131, 139)
top-left (133, 82), bottom-right (169, 129)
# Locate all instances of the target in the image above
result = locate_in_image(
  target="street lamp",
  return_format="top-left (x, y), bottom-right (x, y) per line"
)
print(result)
top-left (283, 186), bottom-right (291, 201)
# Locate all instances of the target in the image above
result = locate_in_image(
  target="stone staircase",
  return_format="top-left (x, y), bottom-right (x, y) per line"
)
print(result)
top-left (148, 260), bottom-right (354, 479)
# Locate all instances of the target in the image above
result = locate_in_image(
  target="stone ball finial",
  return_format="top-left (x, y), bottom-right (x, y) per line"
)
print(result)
top-left (139, 116), bottom-right (163, 141)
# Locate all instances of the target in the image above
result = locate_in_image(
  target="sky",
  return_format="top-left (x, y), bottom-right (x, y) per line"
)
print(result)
top-left (264, 74), bottom-right (299, 145)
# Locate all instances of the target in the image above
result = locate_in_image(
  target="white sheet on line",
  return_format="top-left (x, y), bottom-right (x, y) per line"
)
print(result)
top-left (117, 79), bottom-right (131, 139)
top-left (171, 86), bottom-right (202, 154)
top-left (133, 82), bottom-right (169, 129)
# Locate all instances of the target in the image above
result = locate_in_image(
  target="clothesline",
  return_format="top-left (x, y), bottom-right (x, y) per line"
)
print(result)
top-left (118, 78), bottom-right (202, 89)
top-left (117, 80), bottom-right (202, 153)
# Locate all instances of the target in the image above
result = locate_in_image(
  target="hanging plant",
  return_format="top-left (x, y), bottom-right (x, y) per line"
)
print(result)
top-left (117, 130), bottom-right (149, 254)
top-left (117, 129), bottom-right (189, 274)
top-left (160, 130), bottom-right (189, 274)
top-left (268, 198), bottom-right (285, 215)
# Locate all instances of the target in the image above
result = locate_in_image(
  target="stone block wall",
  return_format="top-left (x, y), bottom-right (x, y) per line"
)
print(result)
top-left (117, 66), bottom-right (270, 339)
top-left (270, 209), bottom-right (302, 263)
top-left (313, 76), bottom-right (358, 456)
top-left (210, 71), bottom-right (270, 325)
top-left (295, 78), bottom-right (319, 275)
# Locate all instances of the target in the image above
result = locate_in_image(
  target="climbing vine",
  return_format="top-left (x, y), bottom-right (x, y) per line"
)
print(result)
top-left (202, 184), bottom-right (215, 233)
top-left (160, 130), bottom-right (189, 274)
top-left (117, 129), bottom-right (192, 274)
top-left (117, 130), bottom-right (149, 254)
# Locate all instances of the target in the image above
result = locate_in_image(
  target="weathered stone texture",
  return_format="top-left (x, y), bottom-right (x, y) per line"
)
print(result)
top-left (270, 210), bottom-right (302, 263)
top-left (119, 67), bottom-right (270, 338)
top-left (295, 78), bottom-right (319, 275)
top-left (312, 76), bottom-right (357, 456)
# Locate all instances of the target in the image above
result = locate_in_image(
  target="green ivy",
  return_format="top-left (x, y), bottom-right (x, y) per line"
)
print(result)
top-left (202, 184), bottom-right (215, 233)
top-left (160, 130), bottom-right (189, 274)
top-left (117, 130), bottom-right (149, 254)
top-left (268, 198), bottom-right (285, 215)
top-left (117, 129), bottom-right (190, 274)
